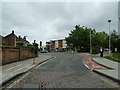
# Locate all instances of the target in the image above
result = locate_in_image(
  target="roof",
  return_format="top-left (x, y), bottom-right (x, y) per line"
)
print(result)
top-left (50, 39), bottom-right (65, 42)
top-left (4, 32), bottom-right (17, 38)
top-left (0, 35), bottom-right (3, 38)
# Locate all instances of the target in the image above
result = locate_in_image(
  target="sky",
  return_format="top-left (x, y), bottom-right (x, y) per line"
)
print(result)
top-left (2, 1), bottom-right (119, 46)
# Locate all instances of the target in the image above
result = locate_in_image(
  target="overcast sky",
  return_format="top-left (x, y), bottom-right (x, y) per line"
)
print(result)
top-left (2, 1), bottom-right (119, 45)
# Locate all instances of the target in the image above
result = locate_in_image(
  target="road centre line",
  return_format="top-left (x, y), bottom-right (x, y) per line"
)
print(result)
top-left (3, 65), bottom-right (22, 72)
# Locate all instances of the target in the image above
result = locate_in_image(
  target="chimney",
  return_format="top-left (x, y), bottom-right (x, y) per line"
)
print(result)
top-left (12, 30), bottom-right (14, 34)
top-left (19, 35), bottom-right (21, 38)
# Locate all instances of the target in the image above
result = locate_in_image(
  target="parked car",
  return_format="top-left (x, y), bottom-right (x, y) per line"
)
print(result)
top-left (104, 48), bottom-right (109, 51)
top-left (41, 50), bottom-right (48, 53)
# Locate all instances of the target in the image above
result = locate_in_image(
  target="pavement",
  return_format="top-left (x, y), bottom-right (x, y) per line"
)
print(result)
top-left (79, 53), bottom-right (120, 82)
top-left (0, 53), bottom-right (54, 86)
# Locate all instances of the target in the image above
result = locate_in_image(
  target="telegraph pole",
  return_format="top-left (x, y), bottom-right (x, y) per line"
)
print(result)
top-left (90, 30), bottom-right (92, 54)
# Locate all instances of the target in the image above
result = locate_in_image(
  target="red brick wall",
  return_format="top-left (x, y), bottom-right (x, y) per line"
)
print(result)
top-left (1, 47), bottom-right (36, 65)
top-left (2, 47), bottom-right (19, 64)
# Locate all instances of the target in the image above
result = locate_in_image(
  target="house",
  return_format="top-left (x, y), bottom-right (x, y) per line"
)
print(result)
top-left (2, 31), bottom-right (17, 46)
top-left (2, 30), bottom-right (30, 47)
top-left (0, 35), bottom-right (3, 45)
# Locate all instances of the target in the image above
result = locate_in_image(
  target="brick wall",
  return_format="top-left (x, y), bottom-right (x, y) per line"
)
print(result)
top-left (1, 47), bottom-right (37, 65)
top-left (2, 47), bottom-right (19, 64)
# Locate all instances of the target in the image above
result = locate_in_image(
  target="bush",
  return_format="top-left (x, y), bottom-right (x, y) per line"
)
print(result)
top-left (92, 48), bottom-right (99, 54)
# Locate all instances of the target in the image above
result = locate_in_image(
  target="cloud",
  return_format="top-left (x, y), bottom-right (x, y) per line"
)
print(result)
top-left (2, 2), bottom-right (118, 45)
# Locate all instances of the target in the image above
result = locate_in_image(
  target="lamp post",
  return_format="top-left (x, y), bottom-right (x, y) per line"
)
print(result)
top-left (90, 30), bottom-right (92, 54)
top-left (108, 20), bottom-right (111, 55)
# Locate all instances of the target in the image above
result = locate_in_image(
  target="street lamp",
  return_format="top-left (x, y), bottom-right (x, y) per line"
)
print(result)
top-left (108, 20), bottom-right (111, 55)
top-left (90, 30), bottom-right (92, 54)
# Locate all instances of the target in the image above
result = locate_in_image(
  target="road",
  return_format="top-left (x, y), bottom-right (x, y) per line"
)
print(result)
top-left (5, 52), bottom-right (119, 88)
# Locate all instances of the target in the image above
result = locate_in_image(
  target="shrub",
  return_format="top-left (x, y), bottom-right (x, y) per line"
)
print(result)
top-left (92, 48), bottom-right (99, 54)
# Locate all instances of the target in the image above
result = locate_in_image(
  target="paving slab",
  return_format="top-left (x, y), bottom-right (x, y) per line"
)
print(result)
top-left (92, 58), bottom-right (120, 81)
top-left (92, 58), bottom-right (119, 69)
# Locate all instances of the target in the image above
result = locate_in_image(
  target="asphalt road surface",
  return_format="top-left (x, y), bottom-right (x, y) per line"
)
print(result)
top-left (5, 52), bottom-right (119, 89)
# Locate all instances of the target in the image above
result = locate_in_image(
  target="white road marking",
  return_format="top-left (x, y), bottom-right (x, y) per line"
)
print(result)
top-left (82, 60), bottom-right (92, 71)
top-left (92, 64), bottom-right (95, 68)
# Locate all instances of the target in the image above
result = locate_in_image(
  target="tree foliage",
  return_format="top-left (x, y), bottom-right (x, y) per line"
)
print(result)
top-left (65, 25), bottom-right (94, 52)
top-left (65, 25), bottom-right (120, 53)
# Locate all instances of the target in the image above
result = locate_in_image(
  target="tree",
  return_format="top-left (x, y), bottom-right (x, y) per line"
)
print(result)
top-left (65, 25), bottom-right (94, 52)
top-left (92, 31), bottom-right (108, 48)
top-left (110, 30), bottom-right (120, 52)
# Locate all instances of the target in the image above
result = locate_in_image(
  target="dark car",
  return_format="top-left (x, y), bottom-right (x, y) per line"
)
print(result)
top-left (41, 50), bottom-right (48, 53)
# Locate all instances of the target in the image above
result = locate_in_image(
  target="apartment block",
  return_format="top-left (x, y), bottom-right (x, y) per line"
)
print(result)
top-left (46, 39), bottom-right (67, 51)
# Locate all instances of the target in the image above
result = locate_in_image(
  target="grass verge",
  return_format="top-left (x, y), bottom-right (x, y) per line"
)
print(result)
top-left (104, 53), bottom-right (120, 63)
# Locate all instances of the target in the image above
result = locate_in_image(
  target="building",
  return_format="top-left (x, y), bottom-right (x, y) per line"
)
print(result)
top-left (48, 39), bottom-right (67, 51)
top-left (46, 41), bottom-right (51, 51)
top-left (2, 31), bottom-right (17, 46)
top-left (0, 35), bottom-right (3, 45)
top-left (2, 30), bottom-right (30, 47)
